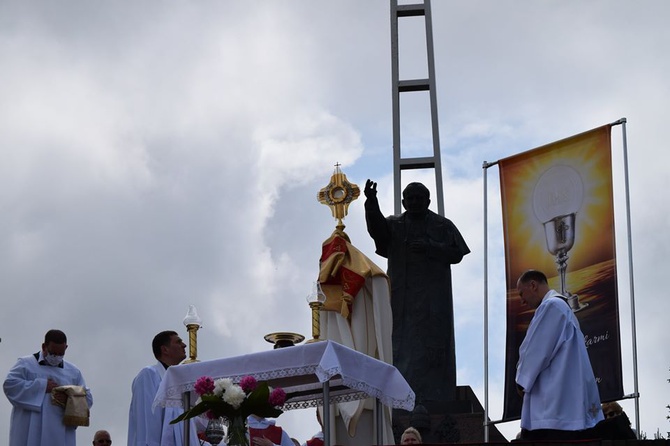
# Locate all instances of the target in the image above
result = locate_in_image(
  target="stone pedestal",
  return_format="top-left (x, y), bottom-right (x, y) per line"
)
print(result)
top-left (392, 385), bottom-right (508, 444)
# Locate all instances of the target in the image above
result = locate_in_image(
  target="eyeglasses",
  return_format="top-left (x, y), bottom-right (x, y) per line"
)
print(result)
top-left (95, 440), bottom-right (112, 444)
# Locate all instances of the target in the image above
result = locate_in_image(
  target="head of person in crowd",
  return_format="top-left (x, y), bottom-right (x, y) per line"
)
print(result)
top-left (42, 329), bottom-right (68, 366)
top-left (151, 330), bottom-right (186, 366)
top-left (401, 426), bottom-right (422, 444)
top-left (93, 430), bottom-right (112, 445)
top-left (516, 269), bottom-right (551, 309)
top-left (602, 401), bottom-right (624, 419)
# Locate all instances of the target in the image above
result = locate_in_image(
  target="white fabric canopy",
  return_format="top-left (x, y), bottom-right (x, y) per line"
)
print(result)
top-left (153, 340), bottom-right (414, 412)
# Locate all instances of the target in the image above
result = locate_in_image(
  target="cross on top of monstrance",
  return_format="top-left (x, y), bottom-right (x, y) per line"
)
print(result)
top-left (317, 163), bottom-right (360, 231)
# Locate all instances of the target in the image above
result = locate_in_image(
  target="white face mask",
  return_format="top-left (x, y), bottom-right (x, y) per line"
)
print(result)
top-left (44, 353), bottom-right (64, 367)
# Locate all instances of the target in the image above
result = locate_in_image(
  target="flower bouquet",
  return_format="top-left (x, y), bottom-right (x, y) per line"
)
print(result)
top-left (171, 375), bottom-right (286, 446)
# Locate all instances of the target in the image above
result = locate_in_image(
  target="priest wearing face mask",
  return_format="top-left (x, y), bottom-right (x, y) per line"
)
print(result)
top-left (3, 329), bottom-right (93, 446)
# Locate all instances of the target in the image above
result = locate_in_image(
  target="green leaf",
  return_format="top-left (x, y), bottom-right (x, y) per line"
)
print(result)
top-left (239, 382), bottom-right (283, 418)
top-left (169, 397), bottom-right (229, 424)
top-left (170, 403), bottom-right (209, 424)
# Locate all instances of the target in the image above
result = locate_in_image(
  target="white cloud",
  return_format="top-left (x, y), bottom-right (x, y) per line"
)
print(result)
top-left (1, 1), bottom-right (669, 443)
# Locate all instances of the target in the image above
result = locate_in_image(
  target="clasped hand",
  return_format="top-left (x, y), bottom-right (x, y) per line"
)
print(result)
top-left (407, 239), bottom-right (429, 253)
top-left (46, 378), bottom-right (59, 393)
top-left (46, 379), bottom-right (68, 404)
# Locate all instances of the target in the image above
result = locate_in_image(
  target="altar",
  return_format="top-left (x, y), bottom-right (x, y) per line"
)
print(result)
top-left (153, 340), bottom-right (415, 444)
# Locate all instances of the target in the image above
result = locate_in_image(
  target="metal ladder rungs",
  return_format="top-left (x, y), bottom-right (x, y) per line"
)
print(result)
top-left (391, 0), bottom-right (444, 216)
top-left (396, 4), bottom-right (426, 17)
top-left (398, 79), bottom-right (430, 92)
top-left (399, 157), bottom-right (437, 170)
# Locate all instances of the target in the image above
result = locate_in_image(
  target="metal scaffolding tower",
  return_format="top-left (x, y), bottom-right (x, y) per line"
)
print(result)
top-left (390, 0), bottom-right (444, 215)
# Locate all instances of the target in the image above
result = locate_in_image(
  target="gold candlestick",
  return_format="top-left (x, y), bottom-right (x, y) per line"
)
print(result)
top-left (305, 281), bottom-right (327, 343)
top-left (182, 305), bottom-right (202, 363)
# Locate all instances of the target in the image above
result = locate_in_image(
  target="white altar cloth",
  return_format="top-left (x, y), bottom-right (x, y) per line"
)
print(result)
top-left (153, 340), bottom-right (414, 412)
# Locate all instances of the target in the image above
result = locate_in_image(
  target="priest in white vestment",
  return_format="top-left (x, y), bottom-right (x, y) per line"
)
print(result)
top-left (318, 228), bottom-right (394, 445)
top-left (3, 329), bottom-right (93, 446)
top-left (128, 330), bottom-right (200, 446)
top-left (515, 270), bottom-right (604, 440)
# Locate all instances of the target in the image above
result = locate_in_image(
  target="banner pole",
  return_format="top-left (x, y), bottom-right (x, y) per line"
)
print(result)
top-left (482, 161), bottom-right (490, 442)
top-left (482, 160), bottom-right (497, 441)
top-left (613, 117), bottom-right (640, 436)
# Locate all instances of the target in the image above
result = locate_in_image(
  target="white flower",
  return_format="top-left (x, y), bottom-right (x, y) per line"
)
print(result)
top-left (213, 378), bottom-right (233, 397)
top-left (222, 384), bottom-right (245, 409)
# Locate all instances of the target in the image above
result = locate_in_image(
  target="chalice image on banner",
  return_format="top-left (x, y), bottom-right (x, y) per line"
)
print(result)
top-left (532, 165), bottom-right (587, 312)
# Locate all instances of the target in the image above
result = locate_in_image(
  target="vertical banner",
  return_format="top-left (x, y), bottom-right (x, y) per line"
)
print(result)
top-left (499, 125), bottom-right (624, 420)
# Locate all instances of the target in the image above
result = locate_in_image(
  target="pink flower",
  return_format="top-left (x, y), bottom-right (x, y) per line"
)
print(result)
top-left (239, 376), bottom-right (258, 393)
top-left (195, 376), bottom-right (215, 396)
top-left (269, 387), bottom-right (286, 406)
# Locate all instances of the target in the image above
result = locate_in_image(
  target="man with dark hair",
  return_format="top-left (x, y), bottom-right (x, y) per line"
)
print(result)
top-left (128, 330), bottom-right (199, 446)
top-left (3, 329), bottom-right (93, 446)
top-left (45, 329), bottom-right (68, 344)
top-left (151, 330), bottom-right (178, 359)
top-left (515, 270), bottom-right (603, 440)
top-left (364, 180), bottom-right (470, 405)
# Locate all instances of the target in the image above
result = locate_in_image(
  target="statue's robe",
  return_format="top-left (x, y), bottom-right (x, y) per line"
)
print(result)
top-left (365, 199), bottom-right (470, 405)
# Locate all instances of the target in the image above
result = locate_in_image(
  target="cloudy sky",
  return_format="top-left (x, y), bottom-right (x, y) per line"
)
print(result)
top-left (1, 0), bottom-right (669, 443)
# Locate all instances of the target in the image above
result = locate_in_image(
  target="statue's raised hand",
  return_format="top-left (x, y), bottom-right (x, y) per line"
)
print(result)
top-left (364, 179), bottom-right (377, 198)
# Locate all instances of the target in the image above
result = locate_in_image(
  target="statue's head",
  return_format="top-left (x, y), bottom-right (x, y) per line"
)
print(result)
top-left (402, 182), bottom-right (430, 216)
